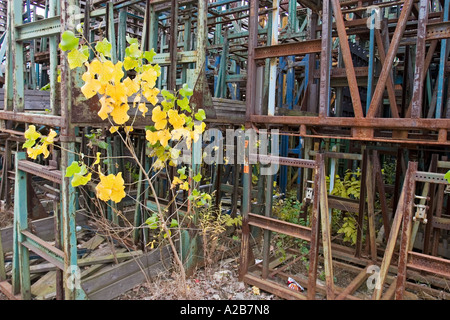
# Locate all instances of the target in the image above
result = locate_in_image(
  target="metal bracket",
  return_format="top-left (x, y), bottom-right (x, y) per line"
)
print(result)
top-left (304, 180), bottom-right (314, 203)
top-left (413, 195), bottom-right (430, 224)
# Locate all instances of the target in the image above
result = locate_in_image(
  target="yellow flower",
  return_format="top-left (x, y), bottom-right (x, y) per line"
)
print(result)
top-left (98, 96), bottom-right (114, 120)
top-left (146, 130), bottom-right (159, 145)
top-left (158, 129), bottom-right (171, 148)
top-left (123, 77), bottom-right (140, 97)
top-left (168, 109), bottom-right (185, 130)
top-left (171, 176), bottom-right (183, 189)
top-left (151, 106), bottom-right (167, 130)
top-left (143, 86), bottom-right (160, 106)
top-left (110, 103), bottom-right (130, 125)
top-left (96, 172), bottom-right (126, 203)
top-left (27, 146), bottom-right (42, 159)
top-left (25, 125), bottom-right (41, 141)
top-left (109, 126), bottom-right (119, 134)
top-left (138, 103), bottom-right (148, 117)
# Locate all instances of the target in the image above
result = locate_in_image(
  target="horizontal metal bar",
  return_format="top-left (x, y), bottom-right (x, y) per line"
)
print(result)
top-left (250, 115), bottom-right (450, 130)
top-left (414, 171), bottom-right (449, 184)
top-left (328, 195), bottom-right (360, 213)
top-left (243, 273), bottom-right (308, 300)
top-left (21, 231), bottom-right (65, 270)
top-left (309, 150), bottom-right (362, 160)
top-left (437, 161), bottom-right (450, 169)
top-left (254, 39), bottom-right (322, 60)
top-left (407, 251), bottom-right (450, 278)
top-left (16, 16), bottom-right (61, 41)
top-left (426, 21), bottom-right (450, 40)
top-left (247, 213), bottom-right (311, 241)
top-left (153, 51), bottom-right (198, 65)
top-left (249, 154), bottom-right (317, 168)
top-left (432, 217), bottom-right (450, 231)
top-left (18, 160), bottom-right (62, 184)
top-left (0, 111), bottom-right (62, 127)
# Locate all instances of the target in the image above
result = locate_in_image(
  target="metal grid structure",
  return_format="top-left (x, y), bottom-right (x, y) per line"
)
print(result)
top-left (0, 0), bottom-right (448, 300)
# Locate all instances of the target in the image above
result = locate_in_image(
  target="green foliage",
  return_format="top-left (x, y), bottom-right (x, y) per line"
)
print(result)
top-left (337, 216), bottom-right (358, 245)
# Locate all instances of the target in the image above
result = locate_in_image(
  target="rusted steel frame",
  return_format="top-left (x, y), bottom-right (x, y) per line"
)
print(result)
top-left (245, 0), bottom-right (259, 123)
top-left (335, 266), bottom-right (370, 300)
top-left (330, 0), bottom-right (364, 118)
top-left (17, 160), bottom-right (62, 184)
top-left (423, 155), bottom-right (441, 254)
top-left (394, 162), bottom-right (418, 300)
top-left (431, 184), bottom-right (445, 256)
top-left (410, 0), bottom-right (429, 119)
top-left (307, 155), bottom-right (322, 299)
top-left (298, 132), bottom-right (449, 145)
top-left (248, 213), bottom-right (312, 241)
top-left (409, 157), bottom-right (438, 252)
top-left (374, 29), bottom-right (400, 118)
top-left (372, 162), bottom-right (415, 300)
top-left (414, 171), bottom-right (449, 184)
top-left (250, 115), bottom-right (450, 130)
top-left (426, 21), bottom-right (450, 40)
top-left (254, 39), bottom-right (322, 60)
top-left (262, 173), bottom-right (273, 279)
top-left (367, 0), bottom-right (415, 118)
top-left (355, 148), bottom-right (367, 258)
top-left (0, 111), bottom-right (63, 127)
top-left (406, 40), bottom-right (438, 117)
top-left (238, 136), bottom-right (253, 280)
top-left (372, 151), bottom-right (391, 238)
top-left (381, 278), bottom-right (397, 300)
top-left (249, 153), bottom-right (316, 168)
top-left (168, 0), bottom-right (178, 91)
top-left (313, 67), bottom-right (371, 79)
top-left (243, 273), bottom-right (308, 300)
top-left (303, 12), bottom-right (318, 112)
top-left (407, 251), bottom-right (450, 278)
top-left (318, 154), bottom-right (335, 299)
top-left (319, 0), bottom-right (332, 117)
top-left (366, 153), bottom-right (378, 262)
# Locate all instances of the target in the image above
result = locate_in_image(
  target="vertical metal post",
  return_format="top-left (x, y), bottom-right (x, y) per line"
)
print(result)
top-left (395, 162), bottom-right (417, 300)
top-left (410, 0), bottom-right (428, 119)
top-left (435, 0), bottom-right (450, 118)
top-left (319, 0), bottom-right (332, 117)
top-left (245, 0), bottom-right (259, 122)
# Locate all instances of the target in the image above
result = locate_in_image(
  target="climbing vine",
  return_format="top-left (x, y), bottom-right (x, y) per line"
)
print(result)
top-left (23, 29), bottom-right (211, 296)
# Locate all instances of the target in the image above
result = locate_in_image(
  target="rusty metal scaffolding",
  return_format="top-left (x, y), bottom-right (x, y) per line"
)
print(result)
top-left (0, 0), bottom-right (449, 300)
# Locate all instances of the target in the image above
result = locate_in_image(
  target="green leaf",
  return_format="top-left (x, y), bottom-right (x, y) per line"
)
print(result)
top-left (179, 84), bottom-right (193, 98)
top-left (124, 56), bottom-right (138, 71)
top-left (125, 42), bottom-right (141, 59)
top-left (145, 214), bottom-right (159, 230)
top-left (67, 48), bottom-right (88, 69)
top-left (65, 161), bottom-right (82, 178)
top-left (177, 97), bottom-right (191, 113)
top-left (170, 219), bottom-right (179, 228)
top-left (195, 109), bottom-right (206, 121)
top-left (126, 36), bottom-right (139, 45)
top-left (72, 172), bottom-right (92, 187)
top-left (192, 189), bottom-right (200, 197)
top-left (193, 173), bottom-right (202, 183)
top-left (95, 38), bottom-right (112, 58)
top-left (445, 170), bottom-right (450, 184)
top-left (96, 141), bottom-right (109, 150)
top-left (161, 89), bottom-right (175, 101)
top-left (143, 49), bottom-right (156, 63)
top-left (59, 31), bottom-right (79, 52)
top-left (177, 167), bottom-right (187, 180)
top-left (23, 140), bottom-right (36, 149)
